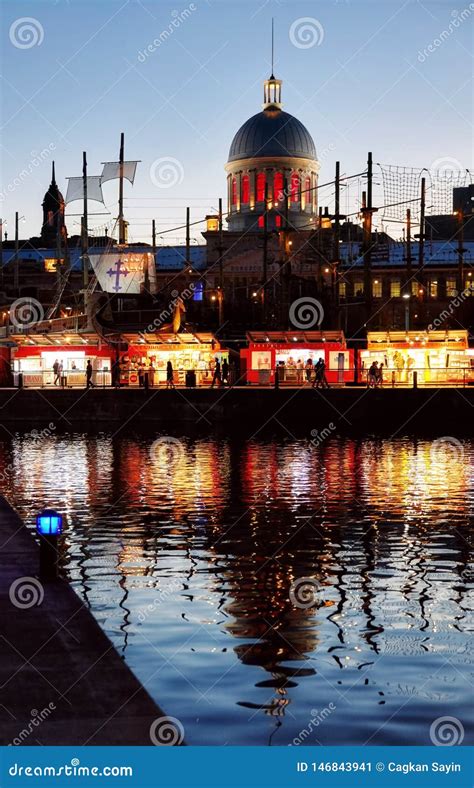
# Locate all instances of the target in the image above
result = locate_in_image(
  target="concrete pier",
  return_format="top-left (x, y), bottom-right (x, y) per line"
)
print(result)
top-left (0, 497), bottom-right (167, 746)
top-left (0, 386), bottom-right (472, 434)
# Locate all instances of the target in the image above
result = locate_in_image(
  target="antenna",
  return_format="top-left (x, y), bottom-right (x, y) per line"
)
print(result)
top-left (271, 18), bottom-right (275, 78)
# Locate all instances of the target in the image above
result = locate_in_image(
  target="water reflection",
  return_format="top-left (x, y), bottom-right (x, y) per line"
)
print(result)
top-left (0, 434), bottom-right (472, 745)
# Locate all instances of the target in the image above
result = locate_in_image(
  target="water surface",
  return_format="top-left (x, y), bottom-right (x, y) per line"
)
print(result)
top-left (1, 433), bottom-right (472, 745)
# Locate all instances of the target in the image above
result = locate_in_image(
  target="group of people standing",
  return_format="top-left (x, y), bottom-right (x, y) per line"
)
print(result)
top-left (276, 357), bottom-right (330, 388)
top-left (367, 361), bottom-right (384, 388)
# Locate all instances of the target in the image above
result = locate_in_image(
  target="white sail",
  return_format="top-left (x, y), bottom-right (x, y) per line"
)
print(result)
top-left (65, 176), bottom-right (105, 205)
top-left (89, 251), bottom-right (155, 295)
top-left (100, 161), bottom-right (138, 185)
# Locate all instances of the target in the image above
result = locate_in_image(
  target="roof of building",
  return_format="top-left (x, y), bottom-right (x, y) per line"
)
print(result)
top-left (228, 109), bottom-right (317, 163)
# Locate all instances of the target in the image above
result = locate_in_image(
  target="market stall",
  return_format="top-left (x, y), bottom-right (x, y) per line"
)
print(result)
top-left (120, 332), bottom-right (229, 386)
top-left (360, 330), bottom-right (473, 386)
top-left (240, 331), bottom-right (354, 385)
top-left (10, 334), bottom-right (113, 387)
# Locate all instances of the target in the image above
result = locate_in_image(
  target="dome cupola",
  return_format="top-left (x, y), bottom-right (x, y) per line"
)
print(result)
top-left (225, 74), bottom-right (320, 232)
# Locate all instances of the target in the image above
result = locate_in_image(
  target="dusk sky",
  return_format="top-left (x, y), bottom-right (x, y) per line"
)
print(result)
top-left (1, 0), bottom-right (472, 243)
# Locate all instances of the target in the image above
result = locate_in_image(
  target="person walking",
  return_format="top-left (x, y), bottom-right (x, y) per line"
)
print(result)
top-left (86, 360), bottom-right (94, 388)
top-left (319, 358), bottom-right (330, 388)
top-left (304, 358), bottom-right (313, 385)
top-left (222, 358), bottom-right (229, 386)
top-left (313, 358), bottom-right (323, 388)
top-left (368, 361), bottom-right (378, 388)
top-left (296, 358), bottom-right (304, 386)
top-left (138, 361), bottom-right (145, 388)
top-left (376, 362), bottom-right (384, 388)
top-left (166, 360), bottom-right (174, 388)
top-left (148, 361), bottom-right (155, 388)
top-left (211, 357), bottom-right (221, 388)
top-left (53, 359), bottom-right (60, 386)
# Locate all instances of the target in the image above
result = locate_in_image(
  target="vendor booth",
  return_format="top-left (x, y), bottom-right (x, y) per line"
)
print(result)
top-left (360, 330), bottom-right (473, 386)
top-left (119, 332), bottom-right (229, 386)
top-left (11, 334), bottom-right (113, 387)
top-left (240, 331), bottom-right (354, 385)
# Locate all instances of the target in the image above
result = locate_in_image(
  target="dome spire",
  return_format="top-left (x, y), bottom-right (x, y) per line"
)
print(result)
top-left (264, 18), bottom-right (282, 109)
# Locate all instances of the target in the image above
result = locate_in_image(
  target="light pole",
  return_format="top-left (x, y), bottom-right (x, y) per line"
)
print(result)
top-left (403, 293), bottom-right (410, 332)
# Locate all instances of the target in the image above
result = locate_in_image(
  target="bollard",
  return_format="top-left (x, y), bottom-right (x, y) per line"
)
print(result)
top-left (413, 370), bottom-right (418, 389)
top-left (36, 509), bottom-right (63, 581)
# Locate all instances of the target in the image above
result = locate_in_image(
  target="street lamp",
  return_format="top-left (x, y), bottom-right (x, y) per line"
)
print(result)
top-left (36, 509), bottom-right (63, 580)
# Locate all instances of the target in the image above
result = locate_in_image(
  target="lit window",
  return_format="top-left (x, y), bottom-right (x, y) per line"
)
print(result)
top-left (465, 277), bottom-right (473, 294)
top-left (273, 172), bottom-right (284, 202)
top-left (290, 172), bottom-right (300, 203)
top-left (44, 258), bottom-right (62, 273)
top-left (430, 280), bottom-right (438, 298)
top-left (242, 175), bottom-right (249, 204)
top-left (390, 279), bottom-right (400, 297)
top-left (411, 280), bottom-right (419, 296)
top-left (339, 282), bottom-right (346, 297)
top-left (258, 215), bottom-right (264, 228)
top-left (354, 280), bottom-right (364, 296)
top-left (446, 277), bottom-right (457, 297)
top-left (372, 279), bottom-right (382, 298)
top-left (257, 173), bottom-right (266, 202)
top-left (231, 177), bottom-right (237, 206)
top-left (275, 215), bottom-right (281, 228)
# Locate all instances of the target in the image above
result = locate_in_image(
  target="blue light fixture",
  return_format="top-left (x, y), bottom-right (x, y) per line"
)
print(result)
top-left (36, 509), bottom-right (63, 536)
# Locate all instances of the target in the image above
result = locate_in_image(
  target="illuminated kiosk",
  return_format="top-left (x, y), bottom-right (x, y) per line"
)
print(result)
top-left (119, 332), bottom-right (229, 386)
top-left (240, 331), bottom-right (354, 385)
top-left (10, 329), bottom-right (112, 387)
top-left (360, 330), bottom-right (473, 386)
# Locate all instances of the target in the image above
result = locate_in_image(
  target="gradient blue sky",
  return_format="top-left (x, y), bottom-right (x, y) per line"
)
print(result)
top-left (1, 0), bottom-right (472, 243)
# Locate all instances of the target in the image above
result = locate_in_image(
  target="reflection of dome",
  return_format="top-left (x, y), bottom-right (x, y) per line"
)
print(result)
top-left (225, 74), bottom-right (320, 232)
top-left (228, 110), bottom-right (317, 163)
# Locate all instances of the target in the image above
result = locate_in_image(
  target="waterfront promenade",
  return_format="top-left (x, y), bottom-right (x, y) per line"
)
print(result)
top-left (0, 497), bottom-right (166, 746)
top-left (0, 386), bottom-right (472, 434)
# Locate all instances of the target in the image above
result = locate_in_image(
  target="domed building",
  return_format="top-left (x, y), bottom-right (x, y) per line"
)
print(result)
top-left (225, 74), bottom-right (320, 232)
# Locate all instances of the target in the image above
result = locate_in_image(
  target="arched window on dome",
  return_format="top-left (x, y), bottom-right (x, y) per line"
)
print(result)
top-left (256, 172), bottom-right (266, 202)
top-left (273, 172), bottom-right (284, 204)
top-left (242, 175), bottom-right (250, 204)
top-left (303, 176), bottom-right (311, 211)
top-left (231, 177), bottom-right (238, 207)
top-left (290, 172), bottom-right (300, 204)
